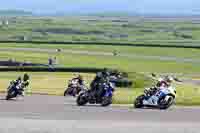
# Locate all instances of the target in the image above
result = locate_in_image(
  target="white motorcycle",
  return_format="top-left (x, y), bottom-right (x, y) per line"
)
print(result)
top-left (134, 86), bottom-right (176, 110)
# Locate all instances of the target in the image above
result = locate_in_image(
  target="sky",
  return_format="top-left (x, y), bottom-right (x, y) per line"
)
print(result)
top-left (0, 0), bottom-right (199, 15)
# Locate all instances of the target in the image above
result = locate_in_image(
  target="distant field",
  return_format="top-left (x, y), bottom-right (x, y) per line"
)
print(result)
top-left (0, 16), bottom-right (199, 45)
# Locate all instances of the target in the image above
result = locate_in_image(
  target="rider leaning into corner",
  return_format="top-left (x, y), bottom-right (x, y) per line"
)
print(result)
top-left (10, 76), bottom-right (22, 89)
top-left (8, 73), bottom-right (30, 96)
top-left (72, 74), bottom-right (85, 90)
top-left (72, 75), bottom-right (84, 85)
top-left (89, 68), bottom-right (111, 100)
top-left (145, 74), bottom-right (175, 98)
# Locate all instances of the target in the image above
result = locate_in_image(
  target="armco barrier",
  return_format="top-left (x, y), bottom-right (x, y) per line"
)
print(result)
top-left (0, 67), bottom-right (104, 73)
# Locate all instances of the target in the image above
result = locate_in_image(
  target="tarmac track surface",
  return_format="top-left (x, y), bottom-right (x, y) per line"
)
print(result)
top-left (0, 95), bottom-right (200, 133)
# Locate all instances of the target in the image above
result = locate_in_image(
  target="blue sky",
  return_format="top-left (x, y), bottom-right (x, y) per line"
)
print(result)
top-left (0, 0), bottom-right (199, 15)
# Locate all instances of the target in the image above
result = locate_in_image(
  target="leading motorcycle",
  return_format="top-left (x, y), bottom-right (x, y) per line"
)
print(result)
top-left (134, 86), bottom-right (176, 110)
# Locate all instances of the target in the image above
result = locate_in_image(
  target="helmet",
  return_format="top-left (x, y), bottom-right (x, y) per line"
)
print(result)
top-left (23, 73), bottom-right (30, 81)
top-left (165, 76), bottom-right (173, 83)
top-left (96, 72), bottom-right (102, 78)
top-left (102, 68), bottom-right (109, 77)
top-left (17, 76), bottom-right (21, 81)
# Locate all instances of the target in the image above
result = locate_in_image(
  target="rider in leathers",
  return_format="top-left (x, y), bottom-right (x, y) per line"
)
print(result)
top-left (8, 74), bottom-right (30, 96)
top-left (71, 75), bottom-right (85, 96)
top-left (90, 69), bottom-right (110, 101)
top-left (145, 76), bottom-right (173, 98)
top-left (9, 76), bottom-right (22, 91)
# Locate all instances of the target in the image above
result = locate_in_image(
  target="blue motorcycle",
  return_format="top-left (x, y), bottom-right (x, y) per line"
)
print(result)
top-left (76, 82), bottom-right (115, 106)
top-left (6, 81), bottom-right (24, 100)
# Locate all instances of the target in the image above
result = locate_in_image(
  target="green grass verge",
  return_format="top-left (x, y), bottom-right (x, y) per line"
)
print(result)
top-left (0, 43), bottom-right (200, 60)
top-left (0, 46), bottom-right (199, 73)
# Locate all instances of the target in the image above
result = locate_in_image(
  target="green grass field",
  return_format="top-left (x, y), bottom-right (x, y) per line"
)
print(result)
top-left (0, 43), bottom-right (200, 60)
top-left (0, 16), bottom-right (200, 45)
top-left (0, 43), bottom-right (199, 74)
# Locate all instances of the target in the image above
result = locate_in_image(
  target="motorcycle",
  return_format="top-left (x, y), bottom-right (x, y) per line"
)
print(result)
top-left (76, 82), bottom-right (115, 106)
top-left (6, 81), bottom-right (24, 100)
top-left (134, 86), bottom-right (176, 110)
top-left (64, 79), bottom-right (84, 97)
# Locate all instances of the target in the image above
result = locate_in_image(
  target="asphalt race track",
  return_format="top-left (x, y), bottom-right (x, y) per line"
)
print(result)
top-left (0, 94), bottom-right (200, 133)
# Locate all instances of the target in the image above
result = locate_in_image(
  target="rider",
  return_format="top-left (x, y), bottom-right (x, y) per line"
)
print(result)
top-left (71, 74), bottom-right (85, 96)
top-left (145, 75), bottom-right (174, 97)
top-left (7, 76), bottom-right (22, 95)
top-left (90, 68), bottom-right (110, 89)
top-left (13, 76), bottom-right (22, 87)
top-left (89, 68), bottom-right (110, 100)
top-left (72, 74), bottom-right (84, 86)
top-left (156, 76), bottom-right (173, 88)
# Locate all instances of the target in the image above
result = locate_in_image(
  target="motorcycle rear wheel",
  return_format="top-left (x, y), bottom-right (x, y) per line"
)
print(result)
top-left (76, 93), bottom-right (88, 106)
top-left (101, 96), bottom-right (112, 106)
top-left (134, 95), bottom-right (145, 108)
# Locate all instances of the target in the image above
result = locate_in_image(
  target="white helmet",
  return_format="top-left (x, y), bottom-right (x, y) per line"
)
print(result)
top-left (165, 76), bottom-right (174, 83)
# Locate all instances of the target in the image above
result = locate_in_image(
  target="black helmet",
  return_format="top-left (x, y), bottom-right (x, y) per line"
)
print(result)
top-left (102, 68), bottom-right (109, 76)
top-left (23, 73), bottom-right (29, 81)
top-left (103, 68), bottom-right (108, 73)
top-left (17, 76), bottom-right (21, 81)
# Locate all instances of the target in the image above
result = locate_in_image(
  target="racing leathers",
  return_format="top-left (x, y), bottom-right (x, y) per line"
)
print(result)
top-left (89, 71), bottom-right (110, 101)
top-left (70, 76), bottom-right (85, 96)
top-left (145, 77), bottom-right (172, 99)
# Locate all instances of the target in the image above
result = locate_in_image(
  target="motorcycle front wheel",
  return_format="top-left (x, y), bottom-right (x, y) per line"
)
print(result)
top-left (6, 90), bottom-right (17, 100)
top-left (159, 96), bottom-right (174, 110)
